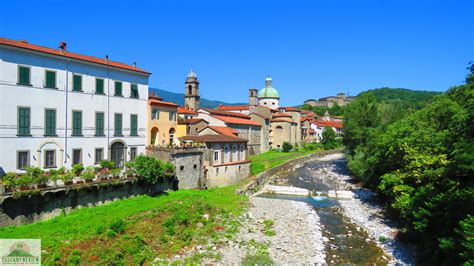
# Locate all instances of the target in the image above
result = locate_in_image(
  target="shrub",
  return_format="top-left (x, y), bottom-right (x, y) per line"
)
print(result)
top-left (16, 175), bottom-right (33, 188)
top-left (26, 167), bottom-right (47, 186)
top-left (1, 172), bottom-right (18, 189)
top-left (322, 127), bottom-right (338, 150)
top-left (282, 142), bottom-right (293, 152)
top-left (132, 155), bottom-right (175, 184)
top-left (61, 171), bottom-right (74, 183)
top-left (71, 164), bottom-right (84, 176)
top-left (100, 160), bottom-right (116, 170)
top-left (109, 219), bottom-right (126, 234)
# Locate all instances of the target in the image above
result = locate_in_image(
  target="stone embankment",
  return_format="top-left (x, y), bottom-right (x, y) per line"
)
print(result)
top-left (311, 153), bottom-right (415, 264)
top-left (212, 197), bottom-right (326, 264)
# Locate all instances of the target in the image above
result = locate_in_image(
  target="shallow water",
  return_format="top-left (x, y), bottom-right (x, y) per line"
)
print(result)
top-left (259, 157), bottom-right (389, 264)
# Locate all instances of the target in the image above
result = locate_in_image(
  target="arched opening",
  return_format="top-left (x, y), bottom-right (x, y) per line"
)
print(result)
top-left (232, 144), bottom-right (238, 161)
top-left (240, 144), bottom-right (246, 160)
top-left (276, 125), bottom-right (283, 130)
top-left (169, 128), bottom-right (176, 145)
top-left (188, 85), bottom-right (193, 95)
top-left (224, 144), bottom-right (230, 162)
top-left (110, 142), bottom-right (125, 168)
top-left (151, 127), bottom-right (159, 146)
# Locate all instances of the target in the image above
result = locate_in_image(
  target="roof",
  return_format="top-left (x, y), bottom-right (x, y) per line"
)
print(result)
top-left (187, 69), bottom-right (197, 78)
top-left (179, 134), bottom-right (246, 143)
top-left (185, 118), bottom-right (207, 125)
top-left (217, 105), bottom-right (250, 111)
top-left (206, 126), bottom-right (239, 137)
top-left (202, 108), bottom-right (250, 119)
top-left (270, 118), bottom-right (292, 123)
top-left (148, 94), bottom-right (179, 108)
top-left (259, 86), bottom-right (280, 98)
top-left (0, 38), bottom-right (150, 75)
top-left (273, 113), bottom-right (292, 118)
top-left (284, 107), bottom-right (301, 112)
top-left (314, 120), bottom-right (343, 129)
top-left (178, 107), bottom-right (198, 115)
top-left (214, 115), bottom-right (261, 126)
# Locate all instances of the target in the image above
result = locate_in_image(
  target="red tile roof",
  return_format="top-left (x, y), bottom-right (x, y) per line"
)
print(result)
top-left (273, 113), bottom-right (292, 118)
top-left (148, 97), bottom-right (179, 108)
top-left (284, 107), bottom-right (301, 112)
top-left (214, 115), bottom-right (261, 126)
top-left (207, 126), bottom-right (239, 137)
top-left (217, 105), bottom-right (250, 111)
top-left (185, 118), bottom-right (207, 125)
top-left (270, 118), bottom-right (292, 123)
top-left (202, 108), bottom-right (250, 119)
top-left (314, 120), bottom-right (343, 129)
top-left (178, 107), bottom-right (198, 115)
top-left (179, 134), bottom-right (246, 143)
top-left (0, 38), bottom-right (150, 75)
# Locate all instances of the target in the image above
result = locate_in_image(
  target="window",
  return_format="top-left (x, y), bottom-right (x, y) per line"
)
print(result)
top-left (95, 112), bottom-right (104, 136)
top-left (114, 113), bottom-right (122, 136)
top-left (95, 148), bottom-right (103, 164)
top-left (151, 108), bottom-right (159, 120)
top-left (114, 81), bottom-right (122, 96)
top-left (18, 107), bottom-right (31, 136)
top-left (44, 109), bottom-right (56, 136)
top-left (73, 74), bottom-right (82, 91)
top-left (169, 111), bottom-right (176, 121)
top-left (180, 166), bottom-right (184, 171)
top-left (18, 66), bottom-right (30, 85)
top-left (130, 114), bottom-right (138, 136)
top-left (72, 111), bottom-right (82, 136)
top-left (44, 150), bottom-right (56, 168)
top-left (188, 85), bottom-right (192, 95)
top-left (72, 149), bottom-right (82, 164)
top-left (17, 151), bottom-right (29, 169)
top-left (45, 70), bottom-right (56, 88)
top-left (130, 147), bottom-right (137, 161)
top-left (214, 151), bottom-right (219, 161)
top-left (194, 164), bottom-right (197, 169)
top-left (130, 84), bottom-right (139, 98)
top-left (96, 78), bottom-right (104, 94)
top-left (216, 167), bottom-right (219, 174)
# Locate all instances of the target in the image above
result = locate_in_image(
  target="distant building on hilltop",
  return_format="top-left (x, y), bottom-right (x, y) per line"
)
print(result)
top-left (304, 92), bottom-right (354, 107)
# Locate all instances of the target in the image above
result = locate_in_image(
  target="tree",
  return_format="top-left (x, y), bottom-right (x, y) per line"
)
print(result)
top-left (466, 61), bottom-right (474, 84)
top-left (322, 127), bottom-right (337, 149)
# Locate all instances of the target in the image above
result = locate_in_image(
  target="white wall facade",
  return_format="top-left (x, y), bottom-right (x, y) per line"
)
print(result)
top-left (258, 98), bottom-right (279, 109)
top-left (0, 45), bottom-right (149, 172)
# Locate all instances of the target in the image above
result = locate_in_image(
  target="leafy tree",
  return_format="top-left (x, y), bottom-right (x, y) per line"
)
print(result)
top-left (466, 61), bottom-right (474, 84)
top-left (131, 155), bottom-right (175, 184)
top-left (321, 127), bottom-right (337, 149)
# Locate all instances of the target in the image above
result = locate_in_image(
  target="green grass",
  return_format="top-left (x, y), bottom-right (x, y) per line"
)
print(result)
top-left (0, 185), bottom-right (247, 265)
top-left (249, 149), bottom-right (319, 175)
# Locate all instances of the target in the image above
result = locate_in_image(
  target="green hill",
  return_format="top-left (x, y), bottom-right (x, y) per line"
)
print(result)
top-left (359, 87), bottom-right (442, 109)
top-left (149, 88), bottom-right (246, 108)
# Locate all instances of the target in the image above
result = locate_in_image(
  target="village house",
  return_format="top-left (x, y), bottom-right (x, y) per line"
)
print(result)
top-left (147, 92), bottom-right (179, 147)
top-left (0, 38), bottom-right (149, 172)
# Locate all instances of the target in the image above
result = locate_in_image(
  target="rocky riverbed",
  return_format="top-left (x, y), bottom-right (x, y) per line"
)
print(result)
top-left (213, 196), bottom-right (326, 264)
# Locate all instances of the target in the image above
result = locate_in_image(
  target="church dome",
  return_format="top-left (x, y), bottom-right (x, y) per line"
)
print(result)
top-left (259, 75), bottom-right (280, 98)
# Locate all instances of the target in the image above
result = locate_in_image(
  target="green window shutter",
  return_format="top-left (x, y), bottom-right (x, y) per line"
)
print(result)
top-left (130, 114), bottom-right (138, 136)
top-left (73, 75), bottom-right (82, 91)
top-left (95, 112), bottom-right (104, 136)
top-left (114, 113), bottom-right (122, 136)
top-left (131, 84), bottom-right (139, 98)
top-left (96, 79), bottom-right (104, 94)
top-left (45, 71), bottom-right (56, 88)
top-left (18, 66), bottom-right (30, 85)
top-left (73, 111), bottom-right (82, 135)
top-left (115, 81), bottom-right (122, 96)
top-left (18, 107), bottom-right (30, 136)
top-left (45, 109), bottom-right (56, 136)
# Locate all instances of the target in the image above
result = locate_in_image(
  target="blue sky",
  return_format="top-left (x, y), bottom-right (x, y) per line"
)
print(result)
top-left (1, 0), bottom-right (473, 106)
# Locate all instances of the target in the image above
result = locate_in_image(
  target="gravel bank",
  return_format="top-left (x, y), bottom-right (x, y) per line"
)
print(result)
top-left (310, 153), bottom-right (415, 264)
top-left (215, 197), bottom-right (326, 264)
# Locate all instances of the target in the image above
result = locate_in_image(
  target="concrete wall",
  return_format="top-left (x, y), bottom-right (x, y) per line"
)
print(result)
top-left (206, 161), bottom-right (251, 187)
top-left (0, 178), bottom-right (175, 227)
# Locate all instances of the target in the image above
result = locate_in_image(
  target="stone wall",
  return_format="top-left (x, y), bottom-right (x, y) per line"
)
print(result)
top-left (0, 178), bottom-right (175, 227)
top-left (146, 146), bottom-right (205, 189)
top-left (206, 161), bottom-right (251, 188)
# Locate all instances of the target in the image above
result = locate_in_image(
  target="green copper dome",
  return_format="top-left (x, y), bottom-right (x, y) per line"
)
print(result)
top-left (258, 76), bottom-right (280, 98)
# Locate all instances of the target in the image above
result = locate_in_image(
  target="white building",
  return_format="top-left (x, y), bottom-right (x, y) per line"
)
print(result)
top-left (0, 38), bottom-right (150, 173)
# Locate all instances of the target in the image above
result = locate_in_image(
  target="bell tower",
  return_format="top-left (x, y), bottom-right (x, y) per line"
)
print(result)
top-left (184, 69), bottom-right (200, 111)
top-left (249, 88), bottom-right (258, 106)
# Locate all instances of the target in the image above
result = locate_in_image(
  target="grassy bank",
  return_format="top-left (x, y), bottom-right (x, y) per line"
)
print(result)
top-left (249, 149), bottom-right (320, 175)
top-left (0, 185), bottom-right (246, 264)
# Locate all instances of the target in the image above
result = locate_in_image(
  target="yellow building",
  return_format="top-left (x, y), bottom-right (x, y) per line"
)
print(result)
top-left (147, 93), bottom-right (179, 147)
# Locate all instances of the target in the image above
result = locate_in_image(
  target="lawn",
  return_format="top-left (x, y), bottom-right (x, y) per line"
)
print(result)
top-left (249, 149), bottom-right (320, 175)
top-left (0, 185), bottom-right (247, 265)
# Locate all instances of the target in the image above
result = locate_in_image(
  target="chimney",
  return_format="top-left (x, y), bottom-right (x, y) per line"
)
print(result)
top-left (59, 42), bottom-right (67, 51)
top-left (133, 62), bottom-right (137, 68)
top-left (19, 40), bottom-right (29, 44)
top-left (105, 55), bottom-right (109, 63)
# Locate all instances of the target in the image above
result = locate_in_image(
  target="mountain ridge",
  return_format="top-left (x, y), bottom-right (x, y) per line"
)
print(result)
top-left (149, 88), bottom-right (246, 108)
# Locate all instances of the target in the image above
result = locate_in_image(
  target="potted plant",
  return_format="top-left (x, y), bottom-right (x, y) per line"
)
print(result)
top-left (16, 175), bottom-right (33, 191)
top-left (124, 162), bottom-right (136, 178)
top-left (111, 168), bottom-right (121, 179)
top-left (1, 172), bottom-right (18, 193)
top-left (81, 166), bottom-right (96, 183)
top-left (61, 171), bottom-right (75, 186)
top-left (48, 169), bottom-right (60, 187)
top-left (26, 167), bottom-right (47, 189)
top-left (98, 168), bottom-right (110, 181)
top-left (100, 160), bottom-right (116, 171)
top-left (72, 163), bottom-right (84, 177)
